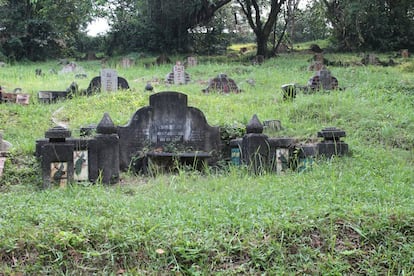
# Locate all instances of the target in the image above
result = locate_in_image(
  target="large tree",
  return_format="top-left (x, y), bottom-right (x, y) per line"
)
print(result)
top-left (236, 0), bottom-right (287, 57)
top-left (322, 0), bottom-right (414, 51)
top-left (0, 0), bottom-right (94, 60)
top-left (104, 0), bottom-right (232, 54)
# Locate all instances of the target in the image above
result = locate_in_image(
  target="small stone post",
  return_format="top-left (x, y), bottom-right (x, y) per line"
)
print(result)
top-left (242, 115), bottom-right (269, 174)
top-left (95, 113), bottom-right (119, 184)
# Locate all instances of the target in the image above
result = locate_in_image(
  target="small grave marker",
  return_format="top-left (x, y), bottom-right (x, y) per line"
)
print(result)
top-left (166, 62), bottom-right (190, 85)
top-left (308, 69), bottom-right (339, 91)
top-left (317, 127), bottom-right (348, 157)
top-left (202, 74), bottom-right (241, 93)
top-left (187, 56), bottom-right (197, 67)
top-left (101, 69), bottom-right (118, 92)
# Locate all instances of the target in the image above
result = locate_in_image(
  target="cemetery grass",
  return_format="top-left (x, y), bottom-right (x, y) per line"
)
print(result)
top-left (0, 52), bottom-right (413, 274)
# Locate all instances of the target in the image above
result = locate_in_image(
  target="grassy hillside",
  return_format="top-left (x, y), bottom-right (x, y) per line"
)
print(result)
top-left (0, 52), bottom-right (413, 274)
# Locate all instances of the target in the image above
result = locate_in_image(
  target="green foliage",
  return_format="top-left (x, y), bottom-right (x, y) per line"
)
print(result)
top-left (323, 0), bottom-right (414, 51)
top-left (0, 0), bottom-right (94, 61)
top-left (0, 52), bottom-right (413, 273)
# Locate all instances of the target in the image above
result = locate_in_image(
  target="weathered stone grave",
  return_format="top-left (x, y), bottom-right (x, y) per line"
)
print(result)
top-left (36, 91), bottom-right (222, 186)
top-left (165, 61), bottom-right (191, 85)
top-left (101, 69), bottom-right (118, 92)
top-left (202, 74), bottom-right (241, 93)
top-left (186, 56), bottom-right (197, 67)
top-left (59, 62), bottom-right (84, 74)
top-left (0, 132), bottom-right (12, 178)
top-left (401, 49), bottom-right (409, 59)
top-left (308, 68), bottom-right (339, 91)
top-left (120, 57), bottom-right (135, 68)
top-left (308, 53), bottom-right (325, 71)
top-left (0, 87), bottom-right (30, 105)
top-left (229, 116), bottom-right (348, 174)
top-left (118, 91), bottom-right (221, 172)
top-left (229, 115), bottom-right (295, 174)
top-left (316, 127), bottom-right (348, 157)
top-left (85, 72), bottom-right (130, 95)
top-left (38, 82), bottom-right (78, 103)
top-left (36, 118), bottom-right (119, 187)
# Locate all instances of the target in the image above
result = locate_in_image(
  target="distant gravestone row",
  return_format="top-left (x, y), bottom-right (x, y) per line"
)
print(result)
top-left (37, 69), bottom-right (130, 103)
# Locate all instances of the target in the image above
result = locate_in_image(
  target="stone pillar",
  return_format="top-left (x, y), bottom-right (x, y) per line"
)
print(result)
top-left (95, 113), bottom-right (119, 184)
top-left (41, 126), bottom-right (74, 188)
top-left (316, 127), bottom-right (348, 157)
top-left (242, 115), bottom-right (269, 174)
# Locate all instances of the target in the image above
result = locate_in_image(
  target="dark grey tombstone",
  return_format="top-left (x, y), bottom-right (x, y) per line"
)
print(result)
top-left (85, 76), bottom-right (130, 95)
top-left (308, 69), bottom-right (338, 91)
top-left (117, 91), bottom-right (221, 172)
top-left (242, 114), bottom-right (269, 174)
top-left (38, 82), bottom-right (77, 103)
top-left (41, 126), bottom-right (74, 188)
top-left (95, 113), bottom-right (120, 184)
top-left (316, 127), bottom-right (348, 157)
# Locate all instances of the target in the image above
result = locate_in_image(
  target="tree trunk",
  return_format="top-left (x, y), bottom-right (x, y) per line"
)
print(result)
top-left (256, 33), bottom-right (268, 57)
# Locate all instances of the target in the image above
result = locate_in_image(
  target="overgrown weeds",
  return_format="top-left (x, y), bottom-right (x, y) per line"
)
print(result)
top-left (0, 51), bottom-right (413, 274)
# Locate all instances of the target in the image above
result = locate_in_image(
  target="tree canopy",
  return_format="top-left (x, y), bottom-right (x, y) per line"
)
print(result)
top-left (0, 0), bottom-right (93, 61)
top-left (1, 0), bottom-right (414, 61)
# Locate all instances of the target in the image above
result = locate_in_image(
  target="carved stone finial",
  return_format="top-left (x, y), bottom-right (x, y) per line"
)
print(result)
top-left (246, 114), bottom-right (263, 134)
top-left (96, 112), bottom-right (117, 134)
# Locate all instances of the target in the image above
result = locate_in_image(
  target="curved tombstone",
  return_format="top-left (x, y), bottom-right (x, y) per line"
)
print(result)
top-left (85, 76), bottom-right (130, 95)
top-left (202, 74), bottom-right (241, 93)
top-left (117, 91), bottom-right (221, 172)
top-left (308, 69), bottom-right (338, 91)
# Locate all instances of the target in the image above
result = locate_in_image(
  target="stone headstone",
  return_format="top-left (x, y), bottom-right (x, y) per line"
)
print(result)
top-left (187, 56), bottom-right (197, 67)
top-left (173, 61), bottom-right (186, 84)
top-left (263, 120), bottom-right (282, 131)
top-left (117, 91), bottom-right (221, 172)
top-left (85, 76), bottom-right (130, 95)
top-left (165, 62), bottom-right (190, 85)
top-left (202, 74), bottom-right (241, 93)
top-left (16, 94), bottom-right (30, 105)
top-left (308, 69), bottom-right (339, 91)
top-left (59, 62), bottom-right (83, 74)
top-left (101, 69), bottom-right (118, 92)
top-left (120, 57), bottom-right (135, 68)
top-left (401, 49), bottom-right (409, 59)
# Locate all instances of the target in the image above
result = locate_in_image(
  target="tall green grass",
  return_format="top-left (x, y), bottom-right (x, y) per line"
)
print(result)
top-left (0, 53), bottom-right (413, 274)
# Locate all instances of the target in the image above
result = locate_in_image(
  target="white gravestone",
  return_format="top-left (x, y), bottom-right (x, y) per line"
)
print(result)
top-left (101, 69), bottom-right (118, 92)
top-left (173, 61), bottom-right (186, 85)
